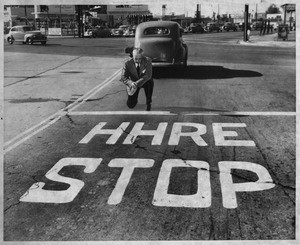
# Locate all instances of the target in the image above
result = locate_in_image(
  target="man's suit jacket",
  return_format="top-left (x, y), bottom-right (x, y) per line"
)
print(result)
top-left (120, 56), bottom-right (153, 87)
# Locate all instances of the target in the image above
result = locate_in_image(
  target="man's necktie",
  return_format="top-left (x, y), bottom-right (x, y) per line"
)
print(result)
top-left (136, 64), bottom-right (140, 76)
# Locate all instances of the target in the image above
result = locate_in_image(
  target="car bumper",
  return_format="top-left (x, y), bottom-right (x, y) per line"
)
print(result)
top-left (31, 36), bottom-right (47, 42)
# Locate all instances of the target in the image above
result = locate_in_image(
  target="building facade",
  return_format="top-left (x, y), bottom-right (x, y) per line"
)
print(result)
top-left (106, 5), bottom-right (152, 27)
top-left (4, 5), bottom-right (153, 35)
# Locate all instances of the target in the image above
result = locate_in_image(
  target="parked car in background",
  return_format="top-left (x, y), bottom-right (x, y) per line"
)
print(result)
top-left (111, 25), bottom-right (131, 37)
top-left (251, 21), bottom-right (263, 30)
top-left (189, 23), bottom-right (205, 33)
top-left (84, 26), bottom-right (111, 38)
top-left (222, 22), bottom-right (238, 32)
top-left (6, 25), bottom-right (47, 45)
top-left (84, 26), bottom-right (111, 37)
top-left (239, 22), bottom-right (252, 31)
top-left (94, 26), bottom-right (111, 37)
top-left (126, 21), bottom-right (188, 70)
top-left (205, 23), bottom-right (222, 32)
top-left (123, 26), bottom-right (136, 37)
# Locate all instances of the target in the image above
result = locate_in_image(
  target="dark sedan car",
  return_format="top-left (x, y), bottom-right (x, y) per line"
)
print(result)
top-left (205, 23), bottom-right (222, 32)
top-left (189, 23), bottom-right (205, 33)
top-left (127, 21), bottom-right (188, 69)
top-left (222, 22), bottom-right (238, 32)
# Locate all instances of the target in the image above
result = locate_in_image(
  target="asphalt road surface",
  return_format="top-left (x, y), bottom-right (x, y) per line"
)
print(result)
top-left (3, 31), bottom-right (296, 242)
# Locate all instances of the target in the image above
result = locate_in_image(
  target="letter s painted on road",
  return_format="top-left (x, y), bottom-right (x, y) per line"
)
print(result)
top-left (20, 158), bottom-right (102, 203)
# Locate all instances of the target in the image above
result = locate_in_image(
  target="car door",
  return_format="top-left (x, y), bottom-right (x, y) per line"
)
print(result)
top-left (9, 27), bottom-right (18, 40)
top-left (14, 27), bottom-right (25, 41)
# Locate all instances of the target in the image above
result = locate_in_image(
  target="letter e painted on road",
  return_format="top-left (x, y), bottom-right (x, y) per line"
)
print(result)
top-left (153, 159), bottom-right (211, 208)
top-left (219, 161), bottom-right (275, 209)
top-left (20, 158), bottom-right (102, 203)
top-left (107, 158), bottom-right (154, 204)
top-left (212, 123), bottom-right (255, 146)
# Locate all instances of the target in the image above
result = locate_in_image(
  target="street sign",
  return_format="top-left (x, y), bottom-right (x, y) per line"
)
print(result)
top-left (284, 4), bottom-right (295, 12)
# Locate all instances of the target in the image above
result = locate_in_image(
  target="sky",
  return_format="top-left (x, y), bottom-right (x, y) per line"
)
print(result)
top-left (3, 0), bottom-right (295, 18)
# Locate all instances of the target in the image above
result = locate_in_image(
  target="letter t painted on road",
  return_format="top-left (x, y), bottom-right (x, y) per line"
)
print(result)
top-left (107, 158), bottom-right (154, 205)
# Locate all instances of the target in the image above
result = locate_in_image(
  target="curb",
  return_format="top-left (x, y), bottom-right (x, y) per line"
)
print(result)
top-left (237, 38), bottom-right (295, 48)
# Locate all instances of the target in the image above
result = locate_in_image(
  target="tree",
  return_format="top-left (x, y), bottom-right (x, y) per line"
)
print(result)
top-left (266, 4), bottom-right (281, 14)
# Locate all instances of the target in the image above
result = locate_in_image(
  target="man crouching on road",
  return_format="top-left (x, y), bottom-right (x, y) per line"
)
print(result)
top-left (120, 47), bottom-right (154, 111)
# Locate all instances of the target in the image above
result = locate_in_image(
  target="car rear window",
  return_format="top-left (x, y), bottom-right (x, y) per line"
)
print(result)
top-left (143, 27), bottom-right (170, 36)
top-left (23, 27), bottom-right (34, 31)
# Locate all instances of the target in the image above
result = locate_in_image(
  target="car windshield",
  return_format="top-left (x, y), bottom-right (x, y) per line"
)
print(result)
top-left (144, 27), bottom-right (170, 35)
top-left (23, 26), bottom-right (34, 32)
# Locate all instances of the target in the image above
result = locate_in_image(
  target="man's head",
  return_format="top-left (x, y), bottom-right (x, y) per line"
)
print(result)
top-left (132, 48), bottom-right (143, 64)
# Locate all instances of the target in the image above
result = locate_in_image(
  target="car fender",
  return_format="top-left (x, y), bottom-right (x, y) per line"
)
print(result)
top-left (24, 33), bottom-right (33, 41)
top-left (6, 34), bottom-right (14, 40)
top-left (178, 43), bottom-right (187, 62)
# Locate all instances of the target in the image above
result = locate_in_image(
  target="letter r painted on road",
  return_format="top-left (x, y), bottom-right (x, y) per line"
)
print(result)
top-left (168, 123), bottom-right (208, 146)
top-left (219, 161), bottom-right (275, 209)
top-left (107, 158), bottom-right (154, 204)
top-left (212, 123), bottom-right (256, 146)
top-left (79, 122), bottom-right (130, 144)
top-left (20, 158), bottom-right (102, 203)
top-left (152, 159), bottom-right (211, 208)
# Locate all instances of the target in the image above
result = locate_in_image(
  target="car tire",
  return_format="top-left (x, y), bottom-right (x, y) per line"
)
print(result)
top-left (7, 36), bottom-right (14, 44)
top-left (41, 41), bottom-right (46, 45)
top-left (27, 37), bottom-right (33, 45)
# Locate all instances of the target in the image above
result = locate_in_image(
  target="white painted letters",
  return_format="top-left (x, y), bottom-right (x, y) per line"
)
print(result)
top-left (153, 159), bottom-right (211, 207)
top-left (212, 123), bottom-right (256, 146)
top-left (20, 158), bottom-right (102, 203)
top-left (108, 158), bottom-right (154, 204)
top-left (219, 161), bottom-right (275, 209)
top-left (79, 122), bottom-right (130, 144)
top-left (168, 123), bottom-right (208, 146)
top-left (123, 122), bottom-right (168, 145)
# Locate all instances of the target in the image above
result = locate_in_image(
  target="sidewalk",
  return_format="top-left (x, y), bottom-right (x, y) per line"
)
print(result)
top-left (237, 31), bottom-right (296, 48)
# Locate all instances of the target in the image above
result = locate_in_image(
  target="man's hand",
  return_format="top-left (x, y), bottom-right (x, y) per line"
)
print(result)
top-left (128, 80), bottom-right (137, 89)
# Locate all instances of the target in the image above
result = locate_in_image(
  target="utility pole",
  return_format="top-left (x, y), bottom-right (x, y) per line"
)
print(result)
top-left (24, 5), bottom-right (28, 25)
top-left (244, 4), bottom-right (249, 41)
top-left (60, 5), bottom-right (62, 36)
top-left (77, 5), bottom-right (83, 37)
top-left (255, 4), bottom-right (258, 22)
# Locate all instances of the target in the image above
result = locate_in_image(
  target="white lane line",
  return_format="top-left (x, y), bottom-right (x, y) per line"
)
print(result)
top-left (4, 69), bottom-right (122, 153)
top-left (68, 111), bottom-right (176, 116)
top-left (186, 111), bottom-right (296, 116)
top-left (4, 116), bottom-right (61, 153)
top-left (68, 111), bottom-right (296, 116)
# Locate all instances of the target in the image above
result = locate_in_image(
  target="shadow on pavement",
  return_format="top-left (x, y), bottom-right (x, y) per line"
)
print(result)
top-left (153, 65), bottom-right (263, 79)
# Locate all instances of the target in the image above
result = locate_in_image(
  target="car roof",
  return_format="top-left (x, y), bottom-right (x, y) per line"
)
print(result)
top-left (137, 21), bottom-right (180, 29)
top-left (135, 21), bottom-right (181, 37)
